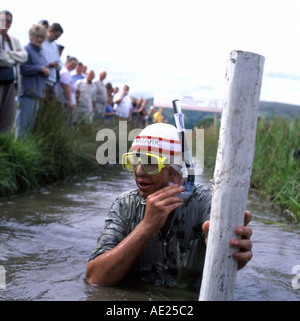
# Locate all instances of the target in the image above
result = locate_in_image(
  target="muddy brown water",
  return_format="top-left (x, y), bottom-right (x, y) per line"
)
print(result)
top-left (0, 167), bottom-right (299, 301)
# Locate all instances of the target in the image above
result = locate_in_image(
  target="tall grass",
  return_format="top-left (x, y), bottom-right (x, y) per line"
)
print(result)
top-left (33, 100), bottom-right (101, 181)
top-left (203, 125), bottom-right (219, 174)
top-left (203, 117), bottom-right (299, 221)
top-left (0, 100), bottom-right (104, 197)
top-left (1, 101), bottom-right (299, 222)
top-left (251, 118), bottom-right (300, 221)
top-left (0, 134), bottom-right (43, 195)
top-left (0, 99), bottom-right (138, 198)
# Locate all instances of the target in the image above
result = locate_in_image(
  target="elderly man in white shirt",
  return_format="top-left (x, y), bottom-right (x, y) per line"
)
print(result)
top-left (93, 70), bottom-right (107, 121)
top-left (74, 70), bottom-right (96, 124)
top-left (56, 56), bottom-right (78, 110)
top-left (113, 84), bottom-right (133, 122)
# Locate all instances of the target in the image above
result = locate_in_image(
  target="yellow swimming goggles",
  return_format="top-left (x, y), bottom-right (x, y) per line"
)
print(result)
top-left (122, 152), bottom-right (167, 175)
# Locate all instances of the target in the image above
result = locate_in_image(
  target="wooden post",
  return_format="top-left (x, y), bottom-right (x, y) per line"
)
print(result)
top-left (199, 50), bottom-right (265, 301)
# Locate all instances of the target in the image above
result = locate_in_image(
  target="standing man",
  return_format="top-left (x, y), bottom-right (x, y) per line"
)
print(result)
top-left (72, 62), bottom-right (85, 83)
top-left (113, 84), bottom-right (133, 122)
top-left (56, 56), bottom-right (78, 111)
top-left (41, 23), bottom-right (63, 101)
top-left (74, 70), bottom-right (96, 124)
top-left (0, 10), bottom-right (27, 134)
top-left (93, 70), bottom-right (107, 121)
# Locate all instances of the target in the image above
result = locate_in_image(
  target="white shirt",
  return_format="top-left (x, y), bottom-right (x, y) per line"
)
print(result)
top-left (41, 39), bottom-right (62, 84)
top-left (113, 93), bottom-right (132, 118)
top-left (1, 39), bottom-right (16, 80)
top-left (56, 66), bottom-right (77, 105)
top-left (76, 79), bottom-right (96, 110)
top-left (94, 79), bottom-right (107, 106)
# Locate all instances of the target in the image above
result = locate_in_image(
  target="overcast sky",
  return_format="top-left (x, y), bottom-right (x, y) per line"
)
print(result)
top-left (3, 0), bottom-right (300, 105)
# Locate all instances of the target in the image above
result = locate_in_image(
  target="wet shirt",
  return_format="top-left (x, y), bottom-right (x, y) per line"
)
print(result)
top-left (89, 184), bottom-right (212, 288)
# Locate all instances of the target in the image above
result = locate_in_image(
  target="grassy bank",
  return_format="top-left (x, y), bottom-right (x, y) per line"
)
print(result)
top-left (0, 100), bottom-right (110, 197)
top-left (1, 102), bottom-right (299, 222)
top-left (251, 118), bottom-right (300, 221)
top-left (202, 117), bottom-right (300, 222)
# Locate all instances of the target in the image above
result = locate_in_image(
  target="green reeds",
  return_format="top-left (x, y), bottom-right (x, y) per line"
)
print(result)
top-left (1, 100), bottom-right (299, 222)
top-left (203, 125), bottom-right (219, 174)
top-left (251, 117), bottom-right (300, 221)
top-left (0, 134), bottom-right (43, 195)
top-left (0, 99), bottom-right (103, 197)
top-left (33, 99), bottom-right (101, 181)
top-left (202, 117), bottom-right (299, 221)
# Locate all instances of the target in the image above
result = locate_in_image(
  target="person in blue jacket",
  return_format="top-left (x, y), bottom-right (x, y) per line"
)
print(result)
top-left (14, 24), bottom-right (50, 139)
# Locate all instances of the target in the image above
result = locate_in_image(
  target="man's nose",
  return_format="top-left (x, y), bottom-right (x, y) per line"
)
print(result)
top-left (135, 163), bottom-right (147, 176)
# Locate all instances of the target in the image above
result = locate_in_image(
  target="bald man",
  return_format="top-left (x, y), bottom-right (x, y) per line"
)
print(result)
top-left (93, 70), bottom-right (107, 121)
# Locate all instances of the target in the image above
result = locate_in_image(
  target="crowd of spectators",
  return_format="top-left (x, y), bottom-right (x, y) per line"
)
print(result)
top-left (0, 10), bottom-right (163, 139)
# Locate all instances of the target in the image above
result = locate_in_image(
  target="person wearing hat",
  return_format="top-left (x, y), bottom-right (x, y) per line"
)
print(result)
top-left (86, 123), bottom-right (253, 288)
top-left (57, 44), bottom-right (64, 57)
top-left (39, 20), bottom-right (49, 30)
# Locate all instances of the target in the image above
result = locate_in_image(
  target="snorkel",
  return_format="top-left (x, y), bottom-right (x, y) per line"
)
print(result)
top-left (172, 99), bottom-right (195, 199)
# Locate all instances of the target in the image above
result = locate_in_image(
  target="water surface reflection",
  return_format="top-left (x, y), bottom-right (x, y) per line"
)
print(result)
top-left (0, 167), bottom-right (299, 301)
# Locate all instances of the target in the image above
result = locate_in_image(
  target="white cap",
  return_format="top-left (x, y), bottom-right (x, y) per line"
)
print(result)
top-left (131, 123), bottom-right (183, 173)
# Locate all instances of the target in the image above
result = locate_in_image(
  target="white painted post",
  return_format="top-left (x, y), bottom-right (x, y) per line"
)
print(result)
top-left (199, 50), bottom-right (265, 301)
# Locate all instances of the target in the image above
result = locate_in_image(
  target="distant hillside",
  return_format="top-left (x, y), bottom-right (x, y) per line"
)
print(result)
top-left (258, 101), bottom-right (300, 119)
top-left (144, 98), bottom-right (300, 128)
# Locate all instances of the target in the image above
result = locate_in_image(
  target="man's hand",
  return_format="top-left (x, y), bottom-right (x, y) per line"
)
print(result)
top-left (202, 210), bottom-right (253, 270)
top-left (41, 65), bottom-right (50, 77)
top-left (142, 184), bottom-right (184, 234)
top-left (49, 62), bottom-right (59, 68)
top-left (231, 210), bottom-right (253, 269)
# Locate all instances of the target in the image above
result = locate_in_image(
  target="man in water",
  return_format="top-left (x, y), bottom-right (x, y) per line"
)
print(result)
top-left (86, 123), bottom-right (252, 288)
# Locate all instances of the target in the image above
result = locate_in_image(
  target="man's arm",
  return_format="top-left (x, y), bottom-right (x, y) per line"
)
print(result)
top-left (113, 87), bottom-right (128, 104)
top-left (86, 184), bottom-right (184, 286)
top-left (0, 37), bottom-right (27, 66)
top-left (62, 83), bottom-right (73, 109)
top-left (86, 221), bottom-right (154, 286)
top-left (113, 93), bottom-right (125, 104)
